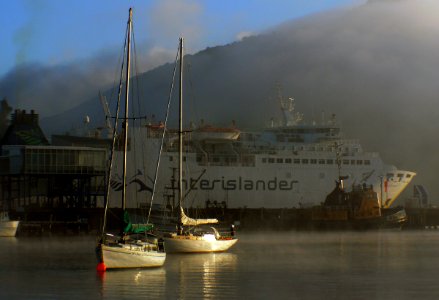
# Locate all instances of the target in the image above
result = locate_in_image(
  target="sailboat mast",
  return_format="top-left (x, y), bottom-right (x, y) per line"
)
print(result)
top-left (122, 8), bottom-right (132, 210)
top-left (178, 37), bottom-right (184, 215)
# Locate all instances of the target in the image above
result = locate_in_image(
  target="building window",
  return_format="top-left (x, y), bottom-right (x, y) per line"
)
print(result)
top-left (268, 158), bottom-right (275, 163)
top-left (319, 159), bottom-right (325, 164)
top-left (262, 158), bottom-right (267, 163)
top-left (357, 160), bottom-right (363, 165)
top-left (294, 159), bottom-right (300, 164)
top-left (365, 160), bottom-right (371, 165)
top-left (285, 158), bottom-right (292, 164)
top-left (277, 158), bottom-right (283, 163)
top-left (326, 159), bottom-right (333, 164)
top-left (343, 160), bottom-right (349, 165)
top-left (302, 159), bottom-right (309, 164)
top-left (310, 159), bottom-right (317, 164)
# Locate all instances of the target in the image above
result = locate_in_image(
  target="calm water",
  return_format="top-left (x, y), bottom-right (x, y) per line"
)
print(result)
top-left (1, 231), bottom-right (439, 299)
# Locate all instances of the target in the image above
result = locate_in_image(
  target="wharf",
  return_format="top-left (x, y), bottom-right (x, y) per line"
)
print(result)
top-left (11, 206), bottom-right (439, 235)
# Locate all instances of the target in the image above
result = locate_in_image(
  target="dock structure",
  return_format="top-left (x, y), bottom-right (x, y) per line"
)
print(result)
top-left (0, 109), bottom-right (107, 222)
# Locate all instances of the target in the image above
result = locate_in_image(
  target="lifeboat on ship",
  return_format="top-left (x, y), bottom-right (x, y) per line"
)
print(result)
top-left (191, 125), bottom-right (240, 142)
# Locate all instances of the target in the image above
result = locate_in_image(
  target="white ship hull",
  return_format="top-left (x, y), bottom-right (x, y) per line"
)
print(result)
top-left (101, 243), bottom-right (166, 269)
top-left (0, 220), bottom-right (19, 237)
top-left (106, 125), bottom-right (415, 209)
top-left (163, 234), bottom-right (238, 253)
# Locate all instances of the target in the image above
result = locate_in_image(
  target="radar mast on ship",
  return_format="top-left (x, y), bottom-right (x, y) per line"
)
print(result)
top-left (276, 84), bottom-right (303, 127)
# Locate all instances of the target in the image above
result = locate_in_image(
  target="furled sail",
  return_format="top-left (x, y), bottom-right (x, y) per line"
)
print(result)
top-left (180, 207), bottom-right (218, 226)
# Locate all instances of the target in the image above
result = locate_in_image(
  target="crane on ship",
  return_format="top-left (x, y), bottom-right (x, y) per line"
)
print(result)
top-left (99, 91), bottom-right (113, 138)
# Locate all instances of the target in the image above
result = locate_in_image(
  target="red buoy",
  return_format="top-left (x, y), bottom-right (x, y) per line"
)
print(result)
top-left (96, 262), bottom-right (107, 272)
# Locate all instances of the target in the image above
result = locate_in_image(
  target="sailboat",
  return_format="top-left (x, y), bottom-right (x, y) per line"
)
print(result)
top-left (96, 8), bottom-right (166, 271)
top-left (162, 38), bottom-right (238, 253)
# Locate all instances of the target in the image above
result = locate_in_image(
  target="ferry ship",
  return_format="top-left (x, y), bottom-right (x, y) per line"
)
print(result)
top-left (109, 96), bottom-right (415, 210)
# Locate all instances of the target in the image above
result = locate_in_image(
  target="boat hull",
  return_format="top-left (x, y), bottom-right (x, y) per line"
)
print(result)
top-left (101, 244), bottom-right (166, 269)
top-left (163, 235), bottom-right (238, 253)
top-left (311, 208), bottom-right (407, 230)
top-left (0, 221), bottom-right (19, 237)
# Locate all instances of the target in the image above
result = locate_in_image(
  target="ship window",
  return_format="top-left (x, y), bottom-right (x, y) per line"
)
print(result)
top-left (343, 160), bottom-right (349, 165)
top-left (310, 159), bottom-right (317, 164)
top-left (319, 159), bottom-right (325, 164)
top-left (406, 174), bottom-right (411, 178)
top-left (285, 158), bottom-right (292, 164)
top-left (268, 158), bottom-right (275, 163)
top-left (326, 159), bottom-right (333, 164)
top-left (357, 160), bottom-right (363, 165)
top-left (294, 159), bottom-right (300, 164)
top-left (364, 160), bottom-right (371, 165)
top-left (277, 158), bottom-right (283, 163)
top-left (262, 158), bottom-right (267, 163)
top-left (387, 173), bottom-right (394, 178)
top-left (302, 159), bottom-right (309, 164)
top-left (397, 173), bottom-right (404, 177)
top-left (351, 160), bottom-right (356, 165)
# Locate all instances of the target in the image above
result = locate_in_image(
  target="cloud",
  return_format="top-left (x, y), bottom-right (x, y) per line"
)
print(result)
top-left (147, 0), bottom-right (204, 45)
top-left (235, 31), bottom-right (254, 41)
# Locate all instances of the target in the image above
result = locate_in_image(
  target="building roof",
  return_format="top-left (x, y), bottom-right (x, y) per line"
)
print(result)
top-left (0, 109), bottom-right (49, 146)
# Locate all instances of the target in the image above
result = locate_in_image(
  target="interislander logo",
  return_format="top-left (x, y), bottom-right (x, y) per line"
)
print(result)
top-left (172, 176), bottom-right (298, 191)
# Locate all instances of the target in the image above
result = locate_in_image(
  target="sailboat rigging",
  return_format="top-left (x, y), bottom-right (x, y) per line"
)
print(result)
top-left (96, 7), bottom-right (166, 271)
top-left (162, 38), bottom-right (238, 253)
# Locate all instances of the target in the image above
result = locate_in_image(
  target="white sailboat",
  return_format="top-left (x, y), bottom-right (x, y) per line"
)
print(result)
top-left (96, 8), bottom-right (166, 271)
top-left (162, 38), bottom-right (238, 253)
top-left (0, 211), bottom-right (19, 237)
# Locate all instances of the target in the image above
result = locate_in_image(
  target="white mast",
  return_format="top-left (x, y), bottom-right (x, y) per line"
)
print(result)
top-left (122, 8), bottom-right (132, 210)
top-left (178, 37), bottom-right (184, 225)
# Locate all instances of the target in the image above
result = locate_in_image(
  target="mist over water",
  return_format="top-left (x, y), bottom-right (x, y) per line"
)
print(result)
top-left (2, 231), bottom-right (439, 299)
top-left (1, 0), bottom-right (439, 201)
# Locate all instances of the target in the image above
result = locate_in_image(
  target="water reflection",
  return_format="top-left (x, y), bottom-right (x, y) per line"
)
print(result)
top-left (97, 253), bottom-right (237, 299)
top-left (167, 253), bottom-right (238, 299)
top-left (98, 268), bottom-right (167, 299)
